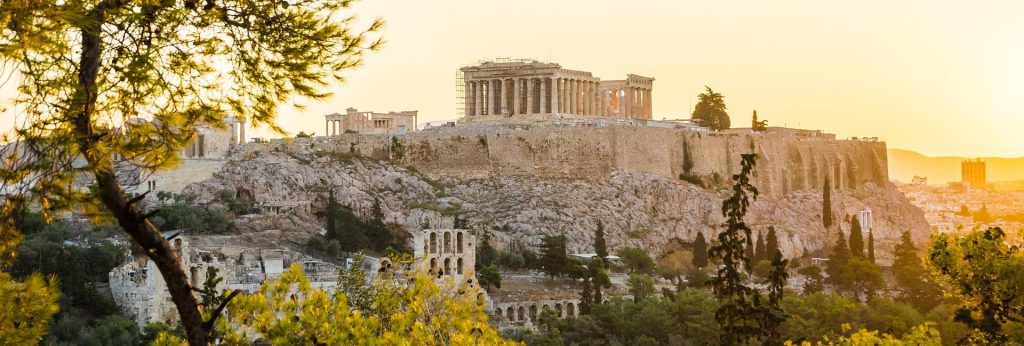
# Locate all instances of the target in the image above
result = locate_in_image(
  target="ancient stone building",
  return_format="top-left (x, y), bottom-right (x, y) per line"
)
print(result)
top-left (460, 59), bottom-right (653, 122)
top-left (324, 107), bottom-right (418, 135)
top-left (121, 116), bottom-right (246, 198)
top-left (412, 228), bottom-right (476, 280)
top-left (109, 232), bottom-right (339, 328)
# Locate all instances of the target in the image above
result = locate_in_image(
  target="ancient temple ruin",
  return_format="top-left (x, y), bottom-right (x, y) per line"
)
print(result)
top-left (460, 59), bottom-right (653, 122)
top-left (324, 107), bottom-right (418, 135)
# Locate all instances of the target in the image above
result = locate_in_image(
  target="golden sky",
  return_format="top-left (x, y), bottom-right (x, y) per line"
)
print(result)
top-left (2, 0), bottom-right (1023, 157)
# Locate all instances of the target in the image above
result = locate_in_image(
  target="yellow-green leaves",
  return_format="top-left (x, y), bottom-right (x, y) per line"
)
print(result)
top-left (0, 272), bottom-right (61, 344)
top-left (154, 263), bottom-right (520, 345)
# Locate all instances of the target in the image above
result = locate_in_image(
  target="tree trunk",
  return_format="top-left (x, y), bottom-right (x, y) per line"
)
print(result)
top-left (72, 1), bottom-right (208, 344)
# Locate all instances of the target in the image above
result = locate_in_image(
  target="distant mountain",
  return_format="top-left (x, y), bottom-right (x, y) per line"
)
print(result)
top-left (888, 149), bottom-right (1024, 184)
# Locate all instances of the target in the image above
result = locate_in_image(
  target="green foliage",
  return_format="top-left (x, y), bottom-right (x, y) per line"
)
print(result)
top-left (215, 189), bottom-right (254, 215)
top-left (753, 259), bottom-right (774, 280)
top-left (755, 231), bottom-right (768, 262)
top-left (823, 178), bottom-right (833, 228)
top-left (752, 110), bottom-right (768, 132)
top-left (868, 229), bottom-right (876, 264)
top-left (849, 216), bottom-right (865, 259)
top-left (691, 86), bottom-right (731, 130)
top-left (678, 173), bottom-right (706, 187)
top-left (657, 249), bottom-right (693, 283)
top-left (797, 265), bottom-right (825, 294)
top-left (686, 267), bottom-right (711, 288)
top-left (159, 263), bottom-right (519, 345)
top-left (708, 153), bottom-right (773, 344)
top-left (477, 232), bottom-right (498, 268)
top-left (693, 231), bottom-right (709, 269)
top-left (826, 230), bottom-right (851, 289)
top-left (594, 221), bottom-right (608, 260)
top-left (929, 227), bottom-right (1024, 345)
top-left (842, 257), bottom-right (885, 302)
top-left (0, 0), bottom-right (384, 342)
top-left (626, 273), bottom-right (656, 302)
top-left (767, 226), bottom-right (781, 259)
top-left (153, 192), bottom-right (231, 233)
top-left (682, 139), bottom-right (695, 174)
top-left (534, 289), bottom-right (720, 345)
top-left (295, 131), bottom-right (315, 138)
top-left (323, 193), bottom-right (405, 255)
top-left (0, 271), bottom-right (61, 344)
top-left (540, 235), bottom-right (570, 279)
top-left (765, 250), bottom-right (791, 345)
top-left (892, 231), bottom-right (942, 312)
top-left (478, 264), bottom-right (502, 291)
top-left (618, 247), bottom-right (656, 275)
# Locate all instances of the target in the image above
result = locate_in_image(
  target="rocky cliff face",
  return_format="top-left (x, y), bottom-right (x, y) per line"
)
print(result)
top-left (186, 145), bottom-right (928, 265)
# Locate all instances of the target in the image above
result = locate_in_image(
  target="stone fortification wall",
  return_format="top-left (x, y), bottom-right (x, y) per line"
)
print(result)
top-left (240, 126), bottom-right (887, 196)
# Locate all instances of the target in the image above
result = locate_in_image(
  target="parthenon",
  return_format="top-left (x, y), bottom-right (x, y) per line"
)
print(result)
top-left (460, 59), bottom-right (653, 122)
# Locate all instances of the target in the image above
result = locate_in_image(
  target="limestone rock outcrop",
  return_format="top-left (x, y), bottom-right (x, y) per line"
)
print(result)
top-left (185, 146), bottom-right (927, 265)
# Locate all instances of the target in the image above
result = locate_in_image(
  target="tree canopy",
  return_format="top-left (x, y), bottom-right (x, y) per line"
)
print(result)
top-left (0, 0), bottom-right (382, 343)
top-left (691, 86), bottom-right (730, 130)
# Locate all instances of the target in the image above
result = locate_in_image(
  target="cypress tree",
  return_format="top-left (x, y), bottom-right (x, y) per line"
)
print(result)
top-left (849, 216), bottom-right (865, 258)
top-left (867, 229), bottom-right (875, 264)
top-left (367, 198), bottom-right (391, 251)
top-left (325, 190), bottom-right (339, 241)
top-left (540, 235), bottom-right (569, 279)
top-left (708, 154), bottom-right (764, 344)
top-left (594, 221), bottom-right (608, 259)
top-left (693, 232), bottom-right (709, 269)
top-left (766, 226), bottom-right (780, 258)
top-left (822, 178), bottom-right (833, 228)
top-left (754, 232), bottom-right (767, 262)
top-left (826, 230), bottom-right (850, 288)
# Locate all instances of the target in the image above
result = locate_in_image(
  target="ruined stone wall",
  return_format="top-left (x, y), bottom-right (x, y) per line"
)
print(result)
top-left (239, 126), bottom-right (887, 196)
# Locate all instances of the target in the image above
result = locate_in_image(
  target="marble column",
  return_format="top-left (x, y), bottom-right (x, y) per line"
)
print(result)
top-left (550, 77), bottom-right (560, 114)
top-left (525, 78), bottom-right (534, 114)
top-left (570, 80), bottom-right (577, 115)
top-left (585, 82), bottom-right (591, 115)
top-left (499, 80), bottom-right (508, 116)
top-left (644, 89), bottom-right (652, 118)
top-left (476, 81), bottom-right (484, 116)
top-left (512, 79), bottom-right (521, 115)
top-left (464, 81), bottom-right (473, 117)
top-left (561, 79), bottom-right (568, 115)
top-left (540, 78), bottom-right (548, 114)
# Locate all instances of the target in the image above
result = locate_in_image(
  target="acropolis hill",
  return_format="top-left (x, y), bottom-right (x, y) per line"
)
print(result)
top-left (154, 60), bottom-right (928, 264)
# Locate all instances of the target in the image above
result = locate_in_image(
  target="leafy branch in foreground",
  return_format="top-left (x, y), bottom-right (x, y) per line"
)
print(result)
top-left (0, 0), bottom-right (382, 344)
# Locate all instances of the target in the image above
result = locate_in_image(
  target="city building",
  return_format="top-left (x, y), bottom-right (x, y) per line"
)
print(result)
top-left (962, 158), bottom-right (986, 190)
top-left (459, 59), bottom-right (653, 122)
top-left (324, 107), bottom-right (418, 135)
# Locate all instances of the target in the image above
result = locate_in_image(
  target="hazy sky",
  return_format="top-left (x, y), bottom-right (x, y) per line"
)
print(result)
top-left (2, 0), bottom-right (1023, 157)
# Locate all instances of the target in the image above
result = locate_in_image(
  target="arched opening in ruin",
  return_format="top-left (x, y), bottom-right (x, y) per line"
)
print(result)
top-left (444, 232), bottom-right (451, 253)
top-left (457, 258), bottom-right (464, 274)
top-left (494, 308), bottom-right (503, 321)
top-left (517, 306), bottom-right (525, 321)
top-left (529, 305), bottom-right (538, 322)
top-left (555, 303), bottom-right (563, 317)
top-left (567, 303), bottom-right (575, 317)
top-left (429, 258), bottom-right (437, 273)
top-left (457, 232), bottom-right (464, 253)
top-left (443, 258), bottom-right (451, 276)
top-left (507, 307), bottom-right (516, 321)
top-left (429, 232), bottom-right (437, 253)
